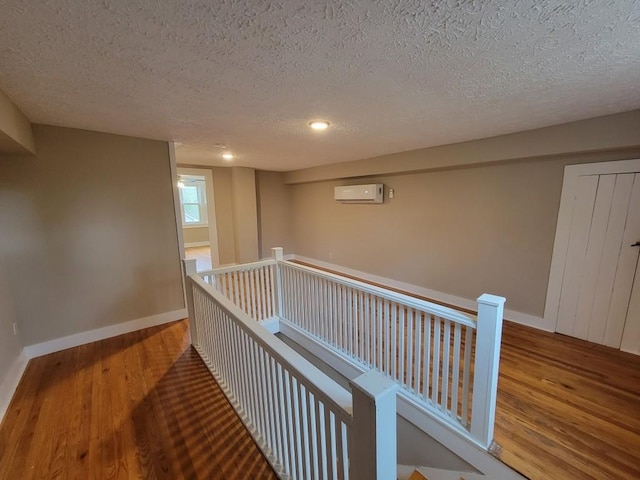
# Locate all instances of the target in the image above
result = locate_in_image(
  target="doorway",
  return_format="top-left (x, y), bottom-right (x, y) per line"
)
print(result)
top-left (177, 167), bottom-right (220, 271)
top-left (545, 159), bottom-right (640, 354)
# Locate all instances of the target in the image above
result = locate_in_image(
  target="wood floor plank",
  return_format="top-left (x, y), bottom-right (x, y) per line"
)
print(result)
top-left (0, 320), bottom-right (277, 480)
top-left (495, 321), bottom-right (640, 480)
top-left (0, 356), bottom-right (48, 479)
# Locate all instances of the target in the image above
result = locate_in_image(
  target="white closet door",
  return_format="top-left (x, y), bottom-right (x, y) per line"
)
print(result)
top-left (603, 174), bottom-right (640, 347)
top-left (555, 175), bottom-right (599, 338)
top-left (618, 175), bottom-right (640, 353)
top-left (587, 174), bottom-right (635, 344)
top-left (556, 173), bottom-right (640, 348)
top-left (621, 259), bottom-right (640, 354)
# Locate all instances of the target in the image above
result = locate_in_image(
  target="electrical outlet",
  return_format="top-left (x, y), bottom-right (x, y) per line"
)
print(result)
top-left (389, 188), bottom-right (395, 199)
top-left (13, 322), bottom-right (18, 335)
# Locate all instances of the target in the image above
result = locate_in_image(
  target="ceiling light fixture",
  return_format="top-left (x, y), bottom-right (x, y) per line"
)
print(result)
top-left (222, 153), bottom-right (234, 160)
top-left (309, 121), bottom-right (330, 130)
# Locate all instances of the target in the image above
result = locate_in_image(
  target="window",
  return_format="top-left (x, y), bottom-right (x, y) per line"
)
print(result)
top-left (178, 175), bottom-right (208, 227)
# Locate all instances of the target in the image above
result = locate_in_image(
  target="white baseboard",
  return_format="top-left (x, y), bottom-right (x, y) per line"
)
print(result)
top-left (289, 254), bottom-right (548, 331)
top-left (24, 308), bottom-right (188, 359)
top-left (184, 241), bottom-right (210, 248)
top-left (0, 349), bottom-right (29, 424)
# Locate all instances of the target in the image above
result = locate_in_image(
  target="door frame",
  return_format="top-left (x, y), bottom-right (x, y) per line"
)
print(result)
top-left (544, 158), bottom-right (640, 332)
top-left (176, 166), bottom-right (221, 268)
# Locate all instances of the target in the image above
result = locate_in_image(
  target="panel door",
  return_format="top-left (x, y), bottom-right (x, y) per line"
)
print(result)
top-left (556, 173), bottom-right (640, 349)
top-left (621, 257), bottom-right (640, 354)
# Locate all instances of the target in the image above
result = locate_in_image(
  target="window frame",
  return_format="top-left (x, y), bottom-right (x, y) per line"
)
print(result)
top-left (178, 176), bottom-right (208, 228)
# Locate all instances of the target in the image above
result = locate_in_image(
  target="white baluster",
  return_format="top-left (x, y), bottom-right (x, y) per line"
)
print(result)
top-left (413, 309), bottom-right (421, 395)
top-left (377, 297), bottom-right (383, 371)
top-left (442, 319), bottom-right (451, 411)
top-left (432, 318), bottom-right (441, 406)
top-left (406, 308), bottom-right (414, 391)
top-left (271, 247), bottom-right (284, 317)
top-left (462, 326), bottom-right (473, 427)
top-left (451, 323), bottom-right (462, 419)
top-left (391, 303), bottom-right (398, 379)
top-left (422, 313), bottom-right (431, 403)
top-left (297, 384), bottom-right (312, 479)
top-left (248, 268), bottom-right (256, 319)
top-left (383, 300), bottom-right (390, 376)
top-left (398, 307), bottom-right (405, 386)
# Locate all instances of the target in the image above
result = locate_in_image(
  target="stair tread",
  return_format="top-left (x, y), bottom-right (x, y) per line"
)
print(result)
top-left (399, 465), bottom-right (486, 480)
top-left (408, 470), bottom-right (429, 480)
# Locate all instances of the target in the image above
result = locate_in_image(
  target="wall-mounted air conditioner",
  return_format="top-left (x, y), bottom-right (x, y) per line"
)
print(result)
top-left (334, 184), bottom-right (384, 204)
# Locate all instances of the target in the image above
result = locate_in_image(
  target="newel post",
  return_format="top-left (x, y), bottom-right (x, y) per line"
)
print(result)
top-left (349, 371), bottom-right (399, 480)
top-left (182, 258), bottom-right (198, 346)
top-left (471, 293), bottom-right (506, 447)
top-left (271, 247), bottom-right (284, 317)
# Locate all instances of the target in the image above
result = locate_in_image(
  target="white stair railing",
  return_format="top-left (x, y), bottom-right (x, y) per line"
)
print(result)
top-left (274, 253), bottom-right (505, 449)
top-left (183, 259), bottom-right (398, 480)
top-left (199, 259), bottom-right (278, 321)
top-left (186, 244), bottom-right (505, 450)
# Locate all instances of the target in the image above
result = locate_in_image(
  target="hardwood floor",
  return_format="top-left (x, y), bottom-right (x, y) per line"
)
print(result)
top-left (495, 321), bottom-right (640, 480)
top-left (0, 320), bottom-right (277, 480)
top-left (1, 304), bottom-right (638, 479)
top-left (185, 246), bottom-right (212, 271)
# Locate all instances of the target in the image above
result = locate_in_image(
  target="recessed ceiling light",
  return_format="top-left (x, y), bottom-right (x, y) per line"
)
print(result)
top-left (214, 143), bottom-right (227, 149)
top-left (222, 153), bottom-right (234, 160)
top-left (309, 121), bottom-right (330, 130)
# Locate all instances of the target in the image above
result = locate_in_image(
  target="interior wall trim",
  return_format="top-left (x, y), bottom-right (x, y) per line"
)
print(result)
top-left (23, 309), bottom-right (187, 359)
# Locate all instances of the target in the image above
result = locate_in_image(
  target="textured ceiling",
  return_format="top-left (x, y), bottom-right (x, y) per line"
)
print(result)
top-left (1, 0), bottom-right (639, 170)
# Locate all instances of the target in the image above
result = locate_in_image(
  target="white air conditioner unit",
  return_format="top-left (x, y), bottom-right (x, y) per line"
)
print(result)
top-left (334, 184), bottom-right (384, 204)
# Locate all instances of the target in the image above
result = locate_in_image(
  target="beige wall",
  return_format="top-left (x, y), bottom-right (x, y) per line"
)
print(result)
top-left (256, 170), bottom-right (292, 258)
top-left (211, 167), bottom-right (237, 265)
top-left (289, 149), bottom-right (640, 320)
top-left (0, 87), bottom-right (35, 155)
top-left (0, 125), bottom-right (184, 345)
top-left (183, 226), bottom-right (209, 245)
top-left (0, 261), bottom-right (22, 387)
top-left (231, 167), bottom-right (259, 263)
